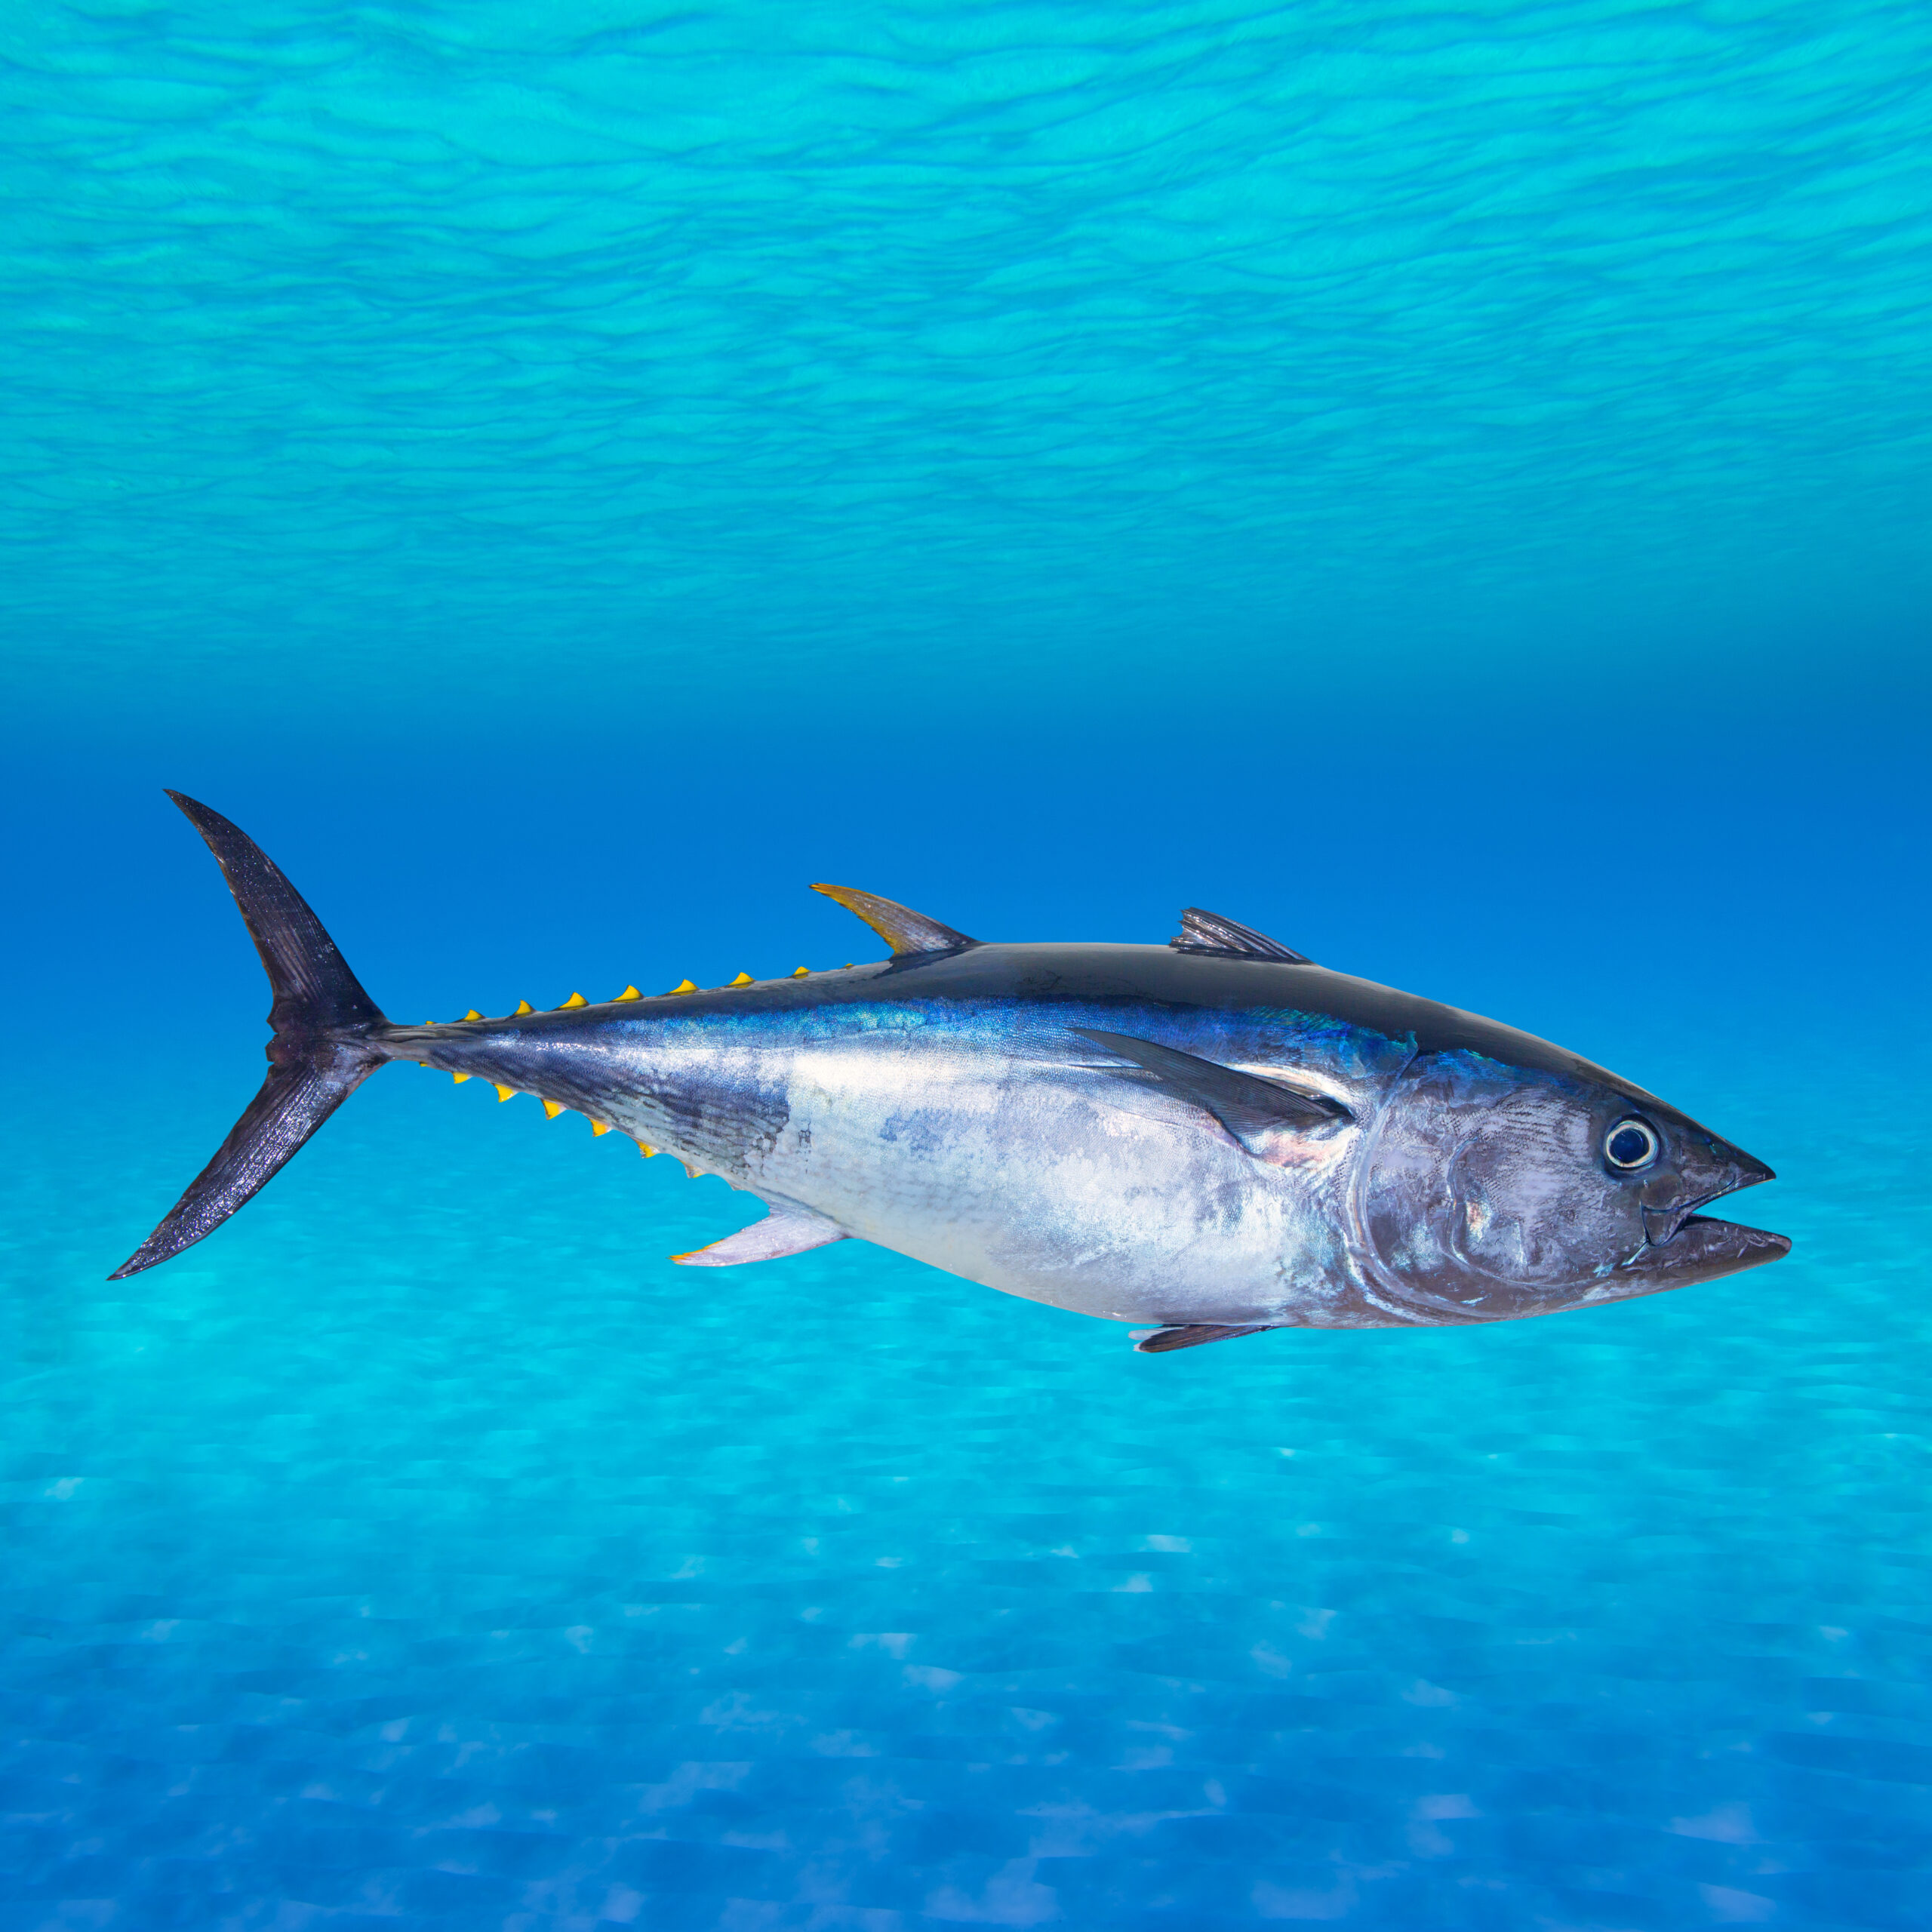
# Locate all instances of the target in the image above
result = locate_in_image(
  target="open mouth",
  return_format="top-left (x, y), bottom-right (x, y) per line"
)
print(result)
top-left (1623, 1212), bottom-right (1792, 1280)
top-left (1623, 1150), bottom-right (1789, 1280)
top-left (1641, 1188), bottom-right (1726, 1247)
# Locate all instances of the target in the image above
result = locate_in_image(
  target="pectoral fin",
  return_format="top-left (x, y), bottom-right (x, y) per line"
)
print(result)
top-left (1073, 1028), bottom-right (1351, 1163)
top-left (672, 1201), bottom-right (849, 1267)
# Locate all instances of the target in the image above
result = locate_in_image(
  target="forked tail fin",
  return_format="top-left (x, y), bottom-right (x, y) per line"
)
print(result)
top-left (109, 792), bottom-right (391, 1280)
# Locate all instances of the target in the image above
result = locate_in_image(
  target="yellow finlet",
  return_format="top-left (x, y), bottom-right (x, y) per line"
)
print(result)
top-left (513, 999), bottom-right (534, 1016)
top-left (616, 986), bottom-right (643, 1001)
top-left (638, 1142), bottom-right (657, 1157)
top-left (590, 1120), bottom-right (611, 1136)
top-left (463, 1009), bottom-right (484, 1021)
top-left (670, 979), bottom-right (697, 994)
top-left (731, 971), bottom-right (754, 986)
top-left (559, 992), bottom-right (587, 1008)
top-left (681, 1161), bottom-right (702, 1180)
top-left (495, 1084), bottom-right (516, 1103)
top-left (542, 1099), bottom-right (565, 1119)
top-left (791, 966), bottom-right (810, 977)
top-left (453, 1072), bottom-right (471, 1084)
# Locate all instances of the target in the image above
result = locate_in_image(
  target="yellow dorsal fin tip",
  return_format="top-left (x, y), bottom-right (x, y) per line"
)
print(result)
top-left (617, 985), bottom-right (642, 1001)
top-left (792, 966), bottom-right (810, 977)
top-left (559, 992), bottom-right (587, 1008)
top-left (731, 971), bottom-right (754, 986)
top-left (671, 979), bottom-right (697, 994)
top-left (463, 1009), bottom-right (483, 1021)
top-left (810, 881), bottom-right (977, 956)
top-left (513, 999), bottom-right (533, 1016)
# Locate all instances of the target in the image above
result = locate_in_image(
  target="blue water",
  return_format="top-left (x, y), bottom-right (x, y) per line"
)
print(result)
top-left (3, 3), bottom-right (1930, 1927)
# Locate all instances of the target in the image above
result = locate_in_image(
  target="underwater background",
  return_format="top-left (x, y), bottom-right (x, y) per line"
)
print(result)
top-left (2, 2), bottom-right (1929, 1927)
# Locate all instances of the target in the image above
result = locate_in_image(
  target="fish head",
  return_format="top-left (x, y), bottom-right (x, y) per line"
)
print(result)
top-left (1357, 1049), bottom-right (1789, 1321)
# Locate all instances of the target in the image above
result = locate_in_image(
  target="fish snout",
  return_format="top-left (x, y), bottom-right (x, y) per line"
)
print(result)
top-left (1638, 1136), bottom-right (1775, 1247)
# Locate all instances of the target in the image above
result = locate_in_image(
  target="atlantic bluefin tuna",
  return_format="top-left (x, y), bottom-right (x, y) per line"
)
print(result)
top-left (113, 793), bottom-right (1789, 1351)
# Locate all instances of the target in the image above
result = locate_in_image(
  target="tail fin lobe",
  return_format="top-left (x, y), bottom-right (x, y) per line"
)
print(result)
top-left (109, 1052), bottom-right (380, 1278)
top-left (163, 790), bottom-right (383, 1035)
top-left (109, 793), bottom-right (389, 1279)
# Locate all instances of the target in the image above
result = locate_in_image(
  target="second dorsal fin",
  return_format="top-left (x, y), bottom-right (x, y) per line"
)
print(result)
top-left (1170, 906), bottom-right (1309, 964)
top-left (812, 883), bottom-right (977, 956)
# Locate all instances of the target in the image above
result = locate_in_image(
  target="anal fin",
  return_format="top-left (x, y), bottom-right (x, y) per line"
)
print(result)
top-left (672, 1201), bottom-right (848, 1267)
top-left (1131, 1323), bottom-right (1272, 1354)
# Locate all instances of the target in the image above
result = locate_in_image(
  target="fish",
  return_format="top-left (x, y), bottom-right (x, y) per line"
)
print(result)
top-left (112, 792), bottom-right (1789, 1352)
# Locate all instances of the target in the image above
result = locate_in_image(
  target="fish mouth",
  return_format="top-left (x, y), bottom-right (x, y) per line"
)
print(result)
top-left (1641, 1186), bottom-right (1734, 1247)
top-left (1620, 1213), bottom-right (1792, 1282)
top-left (1623, 1136), bottom-right (1785, 1275)
top-left (1624, 1147), bottom-right (1788, 1281)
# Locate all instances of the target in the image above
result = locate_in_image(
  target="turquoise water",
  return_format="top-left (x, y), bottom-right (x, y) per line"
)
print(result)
top-left (3, 2), bottom-right (1930, 1927)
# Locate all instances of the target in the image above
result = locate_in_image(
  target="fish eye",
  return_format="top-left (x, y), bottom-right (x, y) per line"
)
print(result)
top-left (1604, 1118), bottom-right (1660, 1171)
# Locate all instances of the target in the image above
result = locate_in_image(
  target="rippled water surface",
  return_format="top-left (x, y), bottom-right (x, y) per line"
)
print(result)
top-left (7, 0), bottom-right (1929, 700)
top-left (3, 2), bottom-right (1928, 1927)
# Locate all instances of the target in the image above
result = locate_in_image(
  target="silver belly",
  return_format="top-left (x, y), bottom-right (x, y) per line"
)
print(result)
top-left (632, 1035), bottom-right (1373, 1327)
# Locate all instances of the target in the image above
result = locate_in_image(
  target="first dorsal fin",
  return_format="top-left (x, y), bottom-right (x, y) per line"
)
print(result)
top-left (811, 883), bottom-right (976, 956)
top-left (1170, 906), bottom-right (1309, 964)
